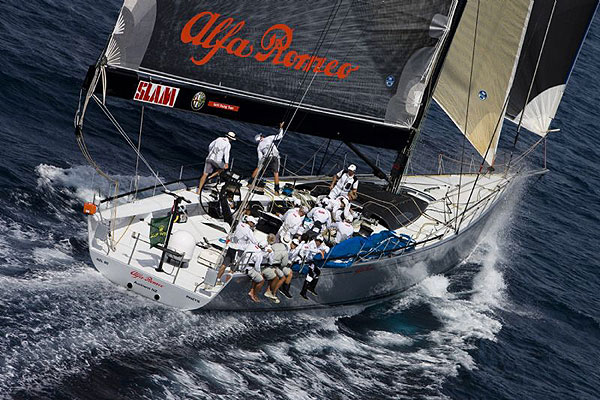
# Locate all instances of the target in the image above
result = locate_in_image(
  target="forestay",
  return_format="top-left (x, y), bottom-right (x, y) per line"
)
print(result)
top-left (433, 0), bottom-right (533, 166)
top-left (506, 0), bottom-right (599, 136)
top-left (96, 0), bottom-right (466, 149)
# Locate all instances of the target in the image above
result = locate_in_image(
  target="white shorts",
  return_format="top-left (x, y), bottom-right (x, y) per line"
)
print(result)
top-left (204, 159), bottom-right (222, 175)
top-left (246, 268), bottom-right (264, 283)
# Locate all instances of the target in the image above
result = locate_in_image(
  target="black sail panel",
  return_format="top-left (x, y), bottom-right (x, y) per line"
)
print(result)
top-left (506, 0), bottom-right (599, 135)
top-left (100, 0), bottom-right (464, 149)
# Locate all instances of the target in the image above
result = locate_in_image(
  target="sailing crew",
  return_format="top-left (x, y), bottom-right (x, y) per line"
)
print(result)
top-left (252, 122), bottom-right (285, 194)
top-left (304, 201), bottom-right (331, 239)
top-left (328, 164), bottom-right (358, 200)
top-left (241, 244), bottom-right (265, 302)
top-left (197, 131), bottom-right (236, 194)
top-left (288, 238), bottom-right (304, 265)
top-left (277, 206), bottom-right (307, 240)
top-left (216, 215), bottom-right (258, 282)
top-left (299, 235), bottom-right (330, 299)
top-left (327, 196), bottom-right (350, 222)
top-left (307, 201), bottom-right (332, 229)
top-left (330, 215), bottom-right (355, 244)
top-left (262, 234), bottom-right (293, 300)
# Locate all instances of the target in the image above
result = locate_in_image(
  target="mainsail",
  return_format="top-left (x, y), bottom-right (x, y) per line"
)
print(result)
top-left (433, 0), bottom-right (533, 166)
top-left (506, 0), bottom-right (599, 136)
top-left (87, 0), bottom-right (466, 150)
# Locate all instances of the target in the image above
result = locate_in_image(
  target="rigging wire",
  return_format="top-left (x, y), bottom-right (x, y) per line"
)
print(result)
top-left (455, 0), bottom-right (481, 233)
top-left (92, 95), bottom-right (168, 192)
top-left (133, 105), bottom-right (144, 197)
top-left (507, 0), bottom-right (557, 169)
top-left (220, 0), bottom-right (346, 254)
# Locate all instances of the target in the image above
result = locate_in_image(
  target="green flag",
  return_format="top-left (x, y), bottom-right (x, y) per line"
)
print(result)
top-left (149, 215), bottom-right (171, 248)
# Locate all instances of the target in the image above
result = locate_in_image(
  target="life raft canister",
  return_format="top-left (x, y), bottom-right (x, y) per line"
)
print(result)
top-left (83, 202), bottom-right (97, 215)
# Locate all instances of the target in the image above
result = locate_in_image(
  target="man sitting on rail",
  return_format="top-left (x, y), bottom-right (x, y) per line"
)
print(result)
top-left (261, 234), bottom-right (293, 301)
top-left (216, 215), bottom-right (258, 283)
top-left (299, 235), bottom-right (330, 299)
top-left (241, 243), bottom-right (265, 302)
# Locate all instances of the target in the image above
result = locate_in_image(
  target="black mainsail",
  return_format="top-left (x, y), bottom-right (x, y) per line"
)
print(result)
top-left (78, 0), bottom-right (466, 153)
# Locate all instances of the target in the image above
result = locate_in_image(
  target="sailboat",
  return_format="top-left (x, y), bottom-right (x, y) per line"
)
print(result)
top-left (74, 0), bottom-right (597, 311)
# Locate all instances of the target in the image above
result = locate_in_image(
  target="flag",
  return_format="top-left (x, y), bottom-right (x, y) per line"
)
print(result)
top-left (149, 215), bottom-right (171, 248)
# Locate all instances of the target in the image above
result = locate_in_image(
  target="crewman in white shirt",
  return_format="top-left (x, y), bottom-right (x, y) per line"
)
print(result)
top-left (299, 235), bottom-right (330, 299)
top-left (328, 164), bottom-right (358, 200)
top-left (197, 131), bottom-right (236, 194)
top-left (330, 215), bottom-right (355, 244)
top-left (277, 206), bottom-right (307, 240)
top-left (216, 215), bottom-right (258, 282)
top-left (240, 243), bottom-right (265, 303)
top-left (252, 122), bottom-right (285, 194)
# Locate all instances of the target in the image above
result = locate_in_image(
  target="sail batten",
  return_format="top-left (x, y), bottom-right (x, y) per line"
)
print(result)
top-left (96, 0), bottom-right (466, 150)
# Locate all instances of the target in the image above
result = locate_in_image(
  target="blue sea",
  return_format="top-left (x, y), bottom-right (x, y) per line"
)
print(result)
top-left (1, 1), bottom-right (599, 399)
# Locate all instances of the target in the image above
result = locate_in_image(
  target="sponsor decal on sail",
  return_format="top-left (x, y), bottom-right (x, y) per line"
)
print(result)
top-left (191, 91), bottom-right (206, 110)
top-left (208, 101), bottom-right (239, 112)
top-left (181, 11), bottom-right (360, 80)
top-left (133, 81), bottom-right (180, 107)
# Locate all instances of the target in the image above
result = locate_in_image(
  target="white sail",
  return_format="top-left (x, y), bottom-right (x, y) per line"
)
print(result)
top-left (434, 0), bottom-right (533, 165)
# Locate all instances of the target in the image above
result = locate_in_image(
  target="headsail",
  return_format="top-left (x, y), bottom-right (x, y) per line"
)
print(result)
top-left (506, 0), bottom-right (599, 136)
top-left (91, 0), bottom-right (466, 150)
top-left (433, 0), bottom-right (532, 166)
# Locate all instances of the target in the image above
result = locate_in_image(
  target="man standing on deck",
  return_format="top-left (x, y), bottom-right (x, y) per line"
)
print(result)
top-left (328, 164), bottom-right (358, 200)
top-left (252, 122), bottom-right (285, 194)
top-left (197, 131), bottom-right (236, 194)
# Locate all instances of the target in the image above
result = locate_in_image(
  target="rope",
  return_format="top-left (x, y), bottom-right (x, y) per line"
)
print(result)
top-left (455, 0), bottom-right (481, 232)
top-left (92, 95), bottom-right (168, 192)
top-left (133, 106), bottom-right (144, 197)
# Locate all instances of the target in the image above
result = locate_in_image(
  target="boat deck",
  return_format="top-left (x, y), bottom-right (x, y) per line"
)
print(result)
top-left (89, 172), bottom-right (510, 299)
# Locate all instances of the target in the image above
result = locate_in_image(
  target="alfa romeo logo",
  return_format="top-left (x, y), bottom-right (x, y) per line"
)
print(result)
top-left (191, 92), bottom-right (206, 110)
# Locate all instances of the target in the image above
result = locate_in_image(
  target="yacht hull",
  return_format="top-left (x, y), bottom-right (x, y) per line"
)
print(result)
top-left (204, 188), bottom-right (506, 311)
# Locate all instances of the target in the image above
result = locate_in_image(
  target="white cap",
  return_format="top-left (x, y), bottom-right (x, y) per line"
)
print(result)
top-left (300, 206), bottom-right (309, 214)
top-left (281, 233), bottom-right (291, 244)
top-left (348, 164), bottom-right (356, 171)
top-left (293, 198), bottom-right (302, 206)
top-left (291, 238), bottom-right (300, 246)
top-left (316, 235), bottom-right (324, 242)
top-left (345, 215), bottom-right (354, 223)
top-left (226, 131), bottom-right (236, 141)
top-left (258, 240), bottom-right (268, 249)
top-left (245, 216), bottom-right (258, 225)
top-left (254, 134), bottom-right (263, 142)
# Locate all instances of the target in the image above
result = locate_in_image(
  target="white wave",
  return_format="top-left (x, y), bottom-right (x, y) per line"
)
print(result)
top-left (35, 163), bottom-right (160, 203)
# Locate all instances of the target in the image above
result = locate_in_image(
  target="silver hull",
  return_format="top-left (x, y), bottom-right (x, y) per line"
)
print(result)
top-left (204, 187), bottom-right (505, 311)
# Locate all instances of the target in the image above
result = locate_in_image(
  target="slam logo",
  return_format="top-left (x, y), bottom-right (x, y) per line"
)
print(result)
top-left (133, 81), bottom-right (180, 107)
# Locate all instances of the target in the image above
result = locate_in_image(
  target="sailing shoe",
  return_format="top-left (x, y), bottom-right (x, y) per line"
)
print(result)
top-left (270, 295), bottom-right (280, 304)
top-left (307, 287), bottom-right (318, 297)
top-left (264, 290), bottom-right (275, 300)
top-left (280, 285), bottom-right (293, 299)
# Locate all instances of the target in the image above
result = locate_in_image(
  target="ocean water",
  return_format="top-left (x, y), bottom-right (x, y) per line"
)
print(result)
top-left (1, 1), bottom-right (599, 399)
